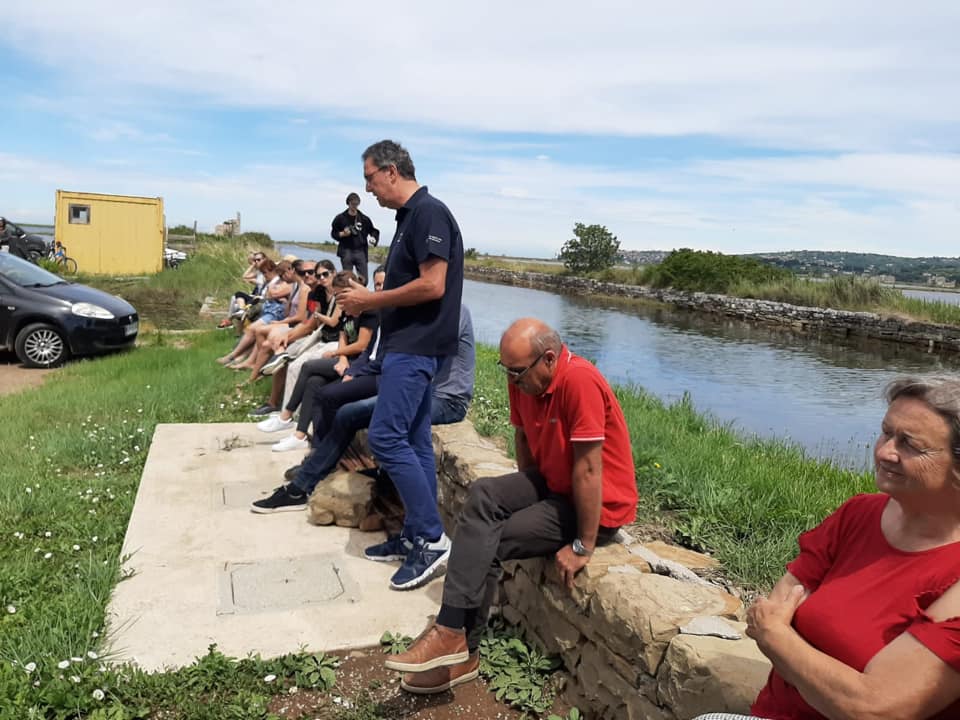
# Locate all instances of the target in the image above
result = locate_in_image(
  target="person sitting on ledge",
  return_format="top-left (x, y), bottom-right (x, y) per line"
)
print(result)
top-left (250, 304), bottom-right (475, 513)
top-left (384, 317), bottom-right (637, 695)
top-left (695, 376), bottom-right (960, 720)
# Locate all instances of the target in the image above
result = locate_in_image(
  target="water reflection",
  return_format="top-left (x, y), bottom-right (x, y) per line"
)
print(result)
top-left (283, 245), bottom-right (960, 469)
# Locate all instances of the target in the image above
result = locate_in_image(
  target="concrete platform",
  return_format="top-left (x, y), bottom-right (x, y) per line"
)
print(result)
top-left (106, 423), bottom-right (443, 671)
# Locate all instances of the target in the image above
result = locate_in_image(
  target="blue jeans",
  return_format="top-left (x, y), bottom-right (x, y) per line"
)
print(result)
top-left (368, 353), bottom-right (442, 542)
top-left (292, 393), bottom-right (468, 496)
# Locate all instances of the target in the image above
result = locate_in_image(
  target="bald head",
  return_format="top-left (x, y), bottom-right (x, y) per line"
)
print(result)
top-left (499, 318), bottom-right (563, 395)
top-left (500, 318), bottom-right (562, 357)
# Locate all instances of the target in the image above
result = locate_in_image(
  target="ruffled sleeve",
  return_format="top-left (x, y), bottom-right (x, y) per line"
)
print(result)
top-left (908, 593), bottom-right (960, 673)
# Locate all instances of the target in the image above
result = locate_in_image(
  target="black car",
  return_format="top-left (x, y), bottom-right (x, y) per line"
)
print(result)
top-left (0, 220), bottom-right (50, 261)
top-left (0, 252), bottom-right (138, 367)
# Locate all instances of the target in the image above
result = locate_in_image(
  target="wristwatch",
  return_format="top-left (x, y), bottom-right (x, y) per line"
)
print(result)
top-left (571, 538), bottom-right (593, 556)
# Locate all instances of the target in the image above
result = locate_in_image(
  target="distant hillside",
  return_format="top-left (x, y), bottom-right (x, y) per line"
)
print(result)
top-left (743, 251), bottom-right (960, 286)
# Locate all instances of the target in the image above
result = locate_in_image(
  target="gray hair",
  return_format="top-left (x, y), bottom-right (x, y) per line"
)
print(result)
top-left (885, 376), bottom-right (960, 463)
top-left (531, 327), bottom-right (562, 356)
top-left (362, 140), bottom-right (417, 181)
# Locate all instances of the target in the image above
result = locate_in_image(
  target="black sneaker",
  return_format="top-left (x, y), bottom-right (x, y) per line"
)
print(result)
top-left (248, 403), bottom-right (278, 418)
top-left (250, 485), bottom-right (307, 514)
top-left (284, 464), bottom-right (302, 483)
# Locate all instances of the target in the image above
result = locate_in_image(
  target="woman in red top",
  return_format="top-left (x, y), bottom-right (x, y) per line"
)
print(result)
top-left (698, 376), bottom-right (960, 720)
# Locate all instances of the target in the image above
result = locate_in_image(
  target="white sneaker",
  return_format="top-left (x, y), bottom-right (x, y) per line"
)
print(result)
top-left (257, 415), bottom-right (294, 433)
top-left (271, 434), bottom-right (309, 452)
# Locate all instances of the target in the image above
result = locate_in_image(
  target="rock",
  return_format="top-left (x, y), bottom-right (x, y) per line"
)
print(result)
top-left (642, 540), bottom-right (719, 571)
top-left (306, 471), bottom-right (375, 528)
top-left (586, 573), bottom-right (743, 674)
top-left (656, 632), bottom-right (771, 718)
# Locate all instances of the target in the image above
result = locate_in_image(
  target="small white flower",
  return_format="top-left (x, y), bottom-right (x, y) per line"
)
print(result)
top-left (70, 675), bottom-right (81, 683)
top-left (44, 552), bottom-right (53, 559)
top-left (92, 631), bottom-right (100, 638)
top-left (263, 674), bottom-right (276, 683)
top-left (71, 656), bottom-right (82, 662)
top-left (73, 545), bottom-right (81, 551)
top-left (25, 487), bottom-right (32, 494)
top-left (13, 531), bottom-right (24, 539)
top-left (92, 536), bottom-right (98, 543)
top-left (87, 651), bottom-right (98, 660)
top-left (92, 688), bottom-right (105, 701)
top-left (6, 605), bottom-right (15, 614)
top-left (24, 662), bottom-right (36, 673)
top-left (57, 660), bottom-right (70, 669)
top-left (44, 531), bottom-right (52, 538)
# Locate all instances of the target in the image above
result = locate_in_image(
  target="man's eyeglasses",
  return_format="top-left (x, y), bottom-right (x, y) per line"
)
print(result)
top-left (497, 351), bottom-right (546, 380)
top-left (297, 268), bottom-right (316, 277)
top-left (363, 166), bottom-right (390, 183)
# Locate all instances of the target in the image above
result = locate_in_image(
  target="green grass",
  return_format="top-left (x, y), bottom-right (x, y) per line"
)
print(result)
top-left (1, 334), bottom-right (873, 716)
top-left (77, 240), bottom-right (268, 330)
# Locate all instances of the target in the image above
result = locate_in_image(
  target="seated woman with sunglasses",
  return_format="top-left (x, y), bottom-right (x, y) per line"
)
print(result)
top-left (247, 260), bottom-right (345, 417)
top-left (235, 260), bottom-right (316, 380)
top-left (258, 270), bottom-right (378, 452)
top-left (217, 259), bottom-right (293, 366)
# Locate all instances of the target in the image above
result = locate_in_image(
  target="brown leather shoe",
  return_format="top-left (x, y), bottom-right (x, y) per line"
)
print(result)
top-left (384, 624), bottom-right (468, 673)
top-left (401, 651), bottom-right (479, 694)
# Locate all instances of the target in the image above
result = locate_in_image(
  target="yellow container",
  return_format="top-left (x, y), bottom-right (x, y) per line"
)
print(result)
top-left (55, 190), bottom-right (164, 275)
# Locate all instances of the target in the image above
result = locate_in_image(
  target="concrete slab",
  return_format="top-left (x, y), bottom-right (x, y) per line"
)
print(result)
top-left (106, 423), bottom-right (443, 671)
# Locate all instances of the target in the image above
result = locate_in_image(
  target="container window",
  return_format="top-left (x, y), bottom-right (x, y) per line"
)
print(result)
top-left (69, 205), bottom-right (91, 224)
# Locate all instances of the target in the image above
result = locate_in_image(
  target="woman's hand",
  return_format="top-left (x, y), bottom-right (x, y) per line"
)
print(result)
top-left (321, 350), bottom-right (336, 359)
top-left (746, 584), bottom-right (804, 650)
top-left (334, 357), bottom-right (349, 376)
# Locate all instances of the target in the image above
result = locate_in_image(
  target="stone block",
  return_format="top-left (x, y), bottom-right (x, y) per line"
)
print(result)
top-left (306, 471), bottom-right (374, 527)
top-left (656, 633), bottom-right (771, 719)
top-left (586, 573), bottom-right (744, 674)
top-left (642, 540), bottom-right (719, 571)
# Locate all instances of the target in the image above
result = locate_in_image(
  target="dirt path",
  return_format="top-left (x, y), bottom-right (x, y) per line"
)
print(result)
top-left (0, 350), bottom-right (56, 396)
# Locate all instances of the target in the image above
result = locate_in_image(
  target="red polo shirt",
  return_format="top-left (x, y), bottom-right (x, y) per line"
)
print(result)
top-left (508, 346), bottom-right (637, 528)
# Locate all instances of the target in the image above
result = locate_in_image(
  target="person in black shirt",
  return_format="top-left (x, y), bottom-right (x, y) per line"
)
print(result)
top-left (331, 193), bottom-right (379, 282)
top-left (337, 139), bottom-right (464, 593)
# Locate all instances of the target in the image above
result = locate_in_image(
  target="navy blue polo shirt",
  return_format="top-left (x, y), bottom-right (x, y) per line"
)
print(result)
top-left (380, 186), bottom-right (464, 356)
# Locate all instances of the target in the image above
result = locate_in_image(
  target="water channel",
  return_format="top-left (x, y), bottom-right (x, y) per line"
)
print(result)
top-left (283, 245), bottom-right (960, 470)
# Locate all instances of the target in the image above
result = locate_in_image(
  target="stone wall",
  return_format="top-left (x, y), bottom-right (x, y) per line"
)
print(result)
top-left (466, 265), bottom-right (960, 353)
top-left (433, 422), bottom-right (772, 720)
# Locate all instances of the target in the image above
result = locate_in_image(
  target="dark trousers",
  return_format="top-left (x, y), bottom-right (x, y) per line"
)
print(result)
top-left (442, 471), bottom-right (618, 651)
top-left (339, 248), bottom-right (368, 283)
top-left (288, 358), bottom-right (341, 433)
top-left (309, 374), bottom-right (380, 444)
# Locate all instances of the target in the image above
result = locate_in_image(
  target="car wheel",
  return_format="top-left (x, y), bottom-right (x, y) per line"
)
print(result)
top-left (27, 250), bottom-right (42, 263)
top-left (15, 323), bottom-right (69, 368)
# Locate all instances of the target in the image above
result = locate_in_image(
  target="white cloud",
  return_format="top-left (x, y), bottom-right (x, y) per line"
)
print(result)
top-left (5, 1), bottom-right (959, 151)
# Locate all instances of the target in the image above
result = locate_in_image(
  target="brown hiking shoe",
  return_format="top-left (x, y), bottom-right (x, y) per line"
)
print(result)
top-left (384, 624), bottom-right (468, 673)
top-left (401, 651), bottom-right (479, 694)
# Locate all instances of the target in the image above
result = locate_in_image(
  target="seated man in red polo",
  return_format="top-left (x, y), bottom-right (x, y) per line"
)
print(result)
top-left (385, 317), bottom-right (638, 694)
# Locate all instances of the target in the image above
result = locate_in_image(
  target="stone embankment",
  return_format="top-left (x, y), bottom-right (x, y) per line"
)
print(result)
top-left (466, 265), bottom-right (960, 353)
top-left (309, 422), bottom-right (772, 719)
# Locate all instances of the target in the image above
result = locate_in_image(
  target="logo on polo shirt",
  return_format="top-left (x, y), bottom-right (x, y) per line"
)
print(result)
top-left (427, 235), bottom-right (444, 244)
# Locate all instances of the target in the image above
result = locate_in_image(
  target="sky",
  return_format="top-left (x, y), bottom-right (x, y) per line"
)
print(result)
top-left (1, 1), bottom-right (958, 258)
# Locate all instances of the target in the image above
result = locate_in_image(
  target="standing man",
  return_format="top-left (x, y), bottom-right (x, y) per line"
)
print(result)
top-left (337, 139), bottom-right (464, 591)
top-left (331, 192), bottom-right (379, 281)
top-left (384, 318), bottom-right (637, 695)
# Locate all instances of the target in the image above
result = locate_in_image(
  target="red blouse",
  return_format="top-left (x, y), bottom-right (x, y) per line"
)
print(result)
top-left (752, 493), bottom-right (960, 720)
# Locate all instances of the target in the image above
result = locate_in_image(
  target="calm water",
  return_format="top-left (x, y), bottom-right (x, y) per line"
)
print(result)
top-left (284, 245), bottom-right (960, 469)
top-left (902, 288), bottom-right (960, 306)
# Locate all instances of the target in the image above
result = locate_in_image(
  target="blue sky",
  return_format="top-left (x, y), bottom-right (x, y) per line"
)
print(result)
top-left (2, 1), bottom-right (959, 257)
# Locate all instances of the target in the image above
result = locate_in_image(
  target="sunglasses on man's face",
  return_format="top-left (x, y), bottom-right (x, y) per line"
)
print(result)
top-left (297, 268), bottom-right (316, 277)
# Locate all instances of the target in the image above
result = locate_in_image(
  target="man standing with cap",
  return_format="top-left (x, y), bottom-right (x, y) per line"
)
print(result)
top-left (331, 192), bottom-right (379, 281)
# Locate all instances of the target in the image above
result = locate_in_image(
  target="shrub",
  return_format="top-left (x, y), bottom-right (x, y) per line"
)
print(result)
top-left (645, 249), bottom-right (791, 293)
top-left (559, 223), bottom-right (620, 274)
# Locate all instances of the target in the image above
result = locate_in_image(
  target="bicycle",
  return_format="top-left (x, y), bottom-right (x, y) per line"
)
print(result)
top-left (47, 241), bottom-right (78, 274)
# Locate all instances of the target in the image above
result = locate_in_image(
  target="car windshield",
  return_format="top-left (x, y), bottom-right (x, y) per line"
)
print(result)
top-left (0, 252), bottom-right (65, 287)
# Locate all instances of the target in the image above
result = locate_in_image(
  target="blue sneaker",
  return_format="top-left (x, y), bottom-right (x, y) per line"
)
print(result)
top-left (364, 534), bottom-right (413, 562)
top-left (389, 534), bottom-right (451, 591)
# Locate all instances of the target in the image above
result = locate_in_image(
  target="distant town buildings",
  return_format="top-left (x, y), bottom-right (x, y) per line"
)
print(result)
top-left (215, 212), bottom-right (241, 237)
top-left (620, 249), bottom-right (670, 265)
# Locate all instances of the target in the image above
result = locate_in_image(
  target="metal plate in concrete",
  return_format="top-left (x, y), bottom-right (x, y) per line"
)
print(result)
top-left (218, 555), bottom-right (360, 614)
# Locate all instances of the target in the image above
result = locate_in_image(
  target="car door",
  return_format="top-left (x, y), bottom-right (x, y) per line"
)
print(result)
top-left (0, 275), bottom-right (16, 350)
